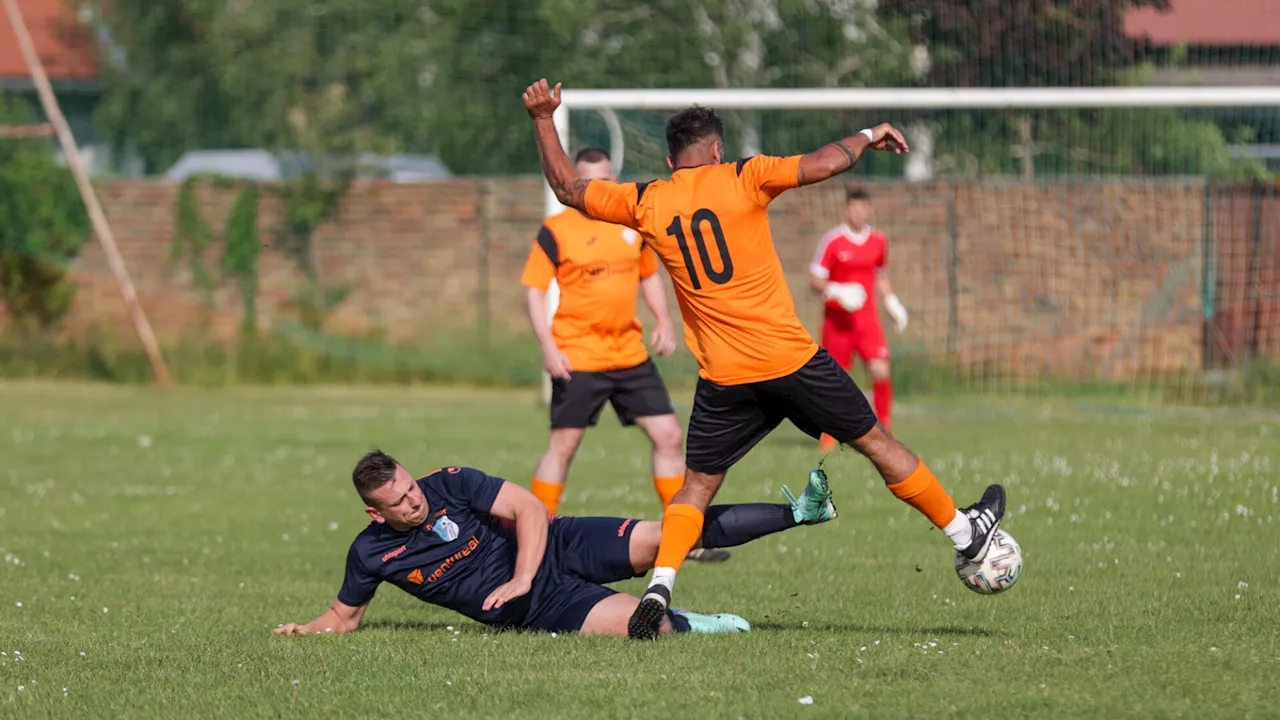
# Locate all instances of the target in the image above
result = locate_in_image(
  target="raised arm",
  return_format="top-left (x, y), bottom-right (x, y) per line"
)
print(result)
top-left (523, 79), bottom-right (589, 212)
top-left (273, 599), bottom-right (368, 636)
top-left (797, 123), bottom-right (910, 187)
top-left (481, 481), bottom-right (550, 611)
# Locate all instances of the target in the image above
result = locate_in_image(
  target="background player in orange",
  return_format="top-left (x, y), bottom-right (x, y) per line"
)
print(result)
top-left (521, 148), bottom-right (727, 562)
top-left (810, 184), bottom-right (909, 449)
top-left (522, 79), bottom-right (1007, 641)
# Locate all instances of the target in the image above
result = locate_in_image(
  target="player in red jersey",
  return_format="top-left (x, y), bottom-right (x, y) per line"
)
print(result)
top-left (810, 184), bottom-right (909, 449)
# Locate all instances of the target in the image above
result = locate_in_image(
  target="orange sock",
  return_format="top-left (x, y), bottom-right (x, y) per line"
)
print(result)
top-left (887, 461), bottom-right (957, 529)
top-left (653, 475), bottom-right (684, 510)
top-left (530, 478), bottom-right (564, 514)
top-left (654, 503), bottom-right (705, 571)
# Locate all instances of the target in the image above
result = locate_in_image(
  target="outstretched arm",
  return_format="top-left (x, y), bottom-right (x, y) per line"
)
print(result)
top-left (274, 600), bottom-right (368, 635)
top-left (797, 124), bottom-right (910, 187)
top-left (523, 79), bottom-right (589, 212)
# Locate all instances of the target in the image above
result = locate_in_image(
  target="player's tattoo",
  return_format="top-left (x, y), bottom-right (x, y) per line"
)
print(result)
top-left (830, 140), bottom-right (859, 171)
top-left (551, 178), bottom-right (591, 210)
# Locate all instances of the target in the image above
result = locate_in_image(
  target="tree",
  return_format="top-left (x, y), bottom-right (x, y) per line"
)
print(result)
top-left (879, 0), bottom-right (1170, 88)
top-left (0, 95), bottom-right (89, 331)
top-left (876, 0), bottom-right (1259, 178)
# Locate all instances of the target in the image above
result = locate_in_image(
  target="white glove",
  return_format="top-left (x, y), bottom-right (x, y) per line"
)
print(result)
top-left (883, 293), bottom-right (909, 333)
top-left (823, 282), bottom-right (866, 312)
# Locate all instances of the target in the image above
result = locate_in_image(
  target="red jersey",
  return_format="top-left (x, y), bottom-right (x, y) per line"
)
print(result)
top-left (811, 224), bottom-right (887, 318)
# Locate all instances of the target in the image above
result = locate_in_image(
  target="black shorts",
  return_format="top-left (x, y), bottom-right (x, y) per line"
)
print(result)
top-left (550, 359), bottom-right (674, 429)
top-left (521, 516), bottom-right (644, 632)
top-left (685, 349), bottom-right (878, 475)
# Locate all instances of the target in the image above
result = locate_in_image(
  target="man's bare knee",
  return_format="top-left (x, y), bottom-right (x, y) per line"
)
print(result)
top-left (868, 360), bottom-right (891, 382)
top-left (628, 520), bottom-right (662, 572)
top-left (547, 429), bottom-right (584, 462)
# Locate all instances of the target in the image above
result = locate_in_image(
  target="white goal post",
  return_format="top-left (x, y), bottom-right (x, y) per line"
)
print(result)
top-left (539, 86), bottom-right (1280, 402)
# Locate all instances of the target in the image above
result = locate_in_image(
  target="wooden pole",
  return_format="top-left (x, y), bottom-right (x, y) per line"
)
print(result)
top-left (0, 123), bottom-right (54, 138)
top-left (3, 0), bottom-right (172, 386)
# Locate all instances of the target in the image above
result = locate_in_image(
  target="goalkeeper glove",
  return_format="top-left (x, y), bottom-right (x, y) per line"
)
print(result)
top-left (823, 282), bottom-right (866, 312)
top-left (883, 293), bottom-right (909, 333)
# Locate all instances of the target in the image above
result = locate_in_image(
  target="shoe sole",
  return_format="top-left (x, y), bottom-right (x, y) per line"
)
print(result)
top-left (628, 596), bottom-right (667, 640)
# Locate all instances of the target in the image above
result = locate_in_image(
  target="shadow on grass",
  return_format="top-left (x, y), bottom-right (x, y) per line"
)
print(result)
top-left (750, 622), bottom-right (993, 637)
top-left (359, 620), bottom-right (470, 633)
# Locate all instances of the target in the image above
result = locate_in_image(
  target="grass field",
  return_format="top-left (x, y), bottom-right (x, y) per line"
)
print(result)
top-left (1, 380), bottom-right (1278, 718)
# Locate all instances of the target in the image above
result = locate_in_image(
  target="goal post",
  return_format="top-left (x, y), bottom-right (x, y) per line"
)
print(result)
top-left (541, 86), bottom-right (1280, 402)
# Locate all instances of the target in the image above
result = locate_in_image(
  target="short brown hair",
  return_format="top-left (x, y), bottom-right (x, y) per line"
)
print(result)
top-left (352, 449), bottom-right (399, 503)
top-left (846, 184), bottom-right (870, 201)
top-left (574, 147), bottom-right (610, 164)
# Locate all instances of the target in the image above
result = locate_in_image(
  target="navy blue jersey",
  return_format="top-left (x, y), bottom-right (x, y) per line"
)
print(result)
top-left (337, 467), bottom-right (529, 627)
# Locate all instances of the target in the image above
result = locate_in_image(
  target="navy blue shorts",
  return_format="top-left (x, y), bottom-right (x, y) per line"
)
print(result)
top-left (520, 516), bottom-right (643, 632)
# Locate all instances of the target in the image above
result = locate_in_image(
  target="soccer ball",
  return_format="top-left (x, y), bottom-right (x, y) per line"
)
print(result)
top-left (954, 529), bottom-right (1022, 594)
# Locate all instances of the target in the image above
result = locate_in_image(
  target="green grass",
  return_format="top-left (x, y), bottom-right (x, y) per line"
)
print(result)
top-left (1, 381), bottom-right (1277, 718)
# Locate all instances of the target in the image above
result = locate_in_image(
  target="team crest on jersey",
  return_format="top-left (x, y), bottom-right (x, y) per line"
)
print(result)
top-left (433, 515), bottom-right (460, 542)
top-left (621, 229), bottom-right (638, 245)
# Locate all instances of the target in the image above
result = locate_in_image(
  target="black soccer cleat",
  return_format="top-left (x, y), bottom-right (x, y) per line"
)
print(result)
top-left (957, 484), bottom-right (1007, 563)
top-left (628, 584), bottom-right (671, 640)
top-left (686, 548), bottom-right (732, 563)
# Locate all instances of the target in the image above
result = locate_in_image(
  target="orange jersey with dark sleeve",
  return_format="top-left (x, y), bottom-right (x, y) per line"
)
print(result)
top-left (519, 209), bottom-right (660, 372)
top-left (583, 155), bottom-right (817, 385)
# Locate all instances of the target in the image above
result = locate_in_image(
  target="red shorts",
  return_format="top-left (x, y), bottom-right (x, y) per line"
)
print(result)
top-left (821, 311), bottom-right (889, 370)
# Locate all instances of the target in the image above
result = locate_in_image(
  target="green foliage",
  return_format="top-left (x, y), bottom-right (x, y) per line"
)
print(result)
top-left (169, 177), bottom-right (216, 303)
top-left (0, 94), bottom-right (89, 330)
top-left (222, 183), bottom-right (261, 330)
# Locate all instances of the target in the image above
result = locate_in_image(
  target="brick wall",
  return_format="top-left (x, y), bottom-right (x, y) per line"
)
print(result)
top-left (53, 176), bottom-right (1218, 381)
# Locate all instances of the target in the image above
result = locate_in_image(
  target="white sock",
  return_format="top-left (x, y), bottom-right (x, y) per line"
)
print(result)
top-left (650, 566), bottom-right (677, 595)
top-left (943, 510), bottom-right (973, 550)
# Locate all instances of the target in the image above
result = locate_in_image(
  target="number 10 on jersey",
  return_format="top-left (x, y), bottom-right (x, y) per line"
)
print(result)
top-left (667, 209), bottom-right (734, 290)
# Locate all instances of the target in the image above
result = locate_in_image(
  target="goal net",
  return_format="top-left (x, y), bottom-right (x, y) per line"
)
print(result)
top-left (543, 88), bottom-right (1280, 405)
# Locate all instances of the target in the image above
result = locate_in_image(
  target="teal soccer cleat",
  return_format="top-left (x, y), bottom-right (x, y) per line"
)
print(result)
top-left (781, 468), bottom-right (838, 525)
top-left (672, 609), bottom-right (751, 634)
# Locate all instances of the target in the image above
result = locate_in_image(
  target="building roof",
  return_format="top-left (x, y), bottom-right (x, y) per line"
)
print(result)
top-left (0, 0), bottom-right (99, 82)
top-left (1126, 0), bottom-right (1280, 47)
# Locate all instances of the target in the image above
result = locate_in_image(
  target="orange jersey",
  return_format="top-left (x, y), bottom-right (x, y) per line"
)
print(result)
top-left (519, 209), bottom-right (660, 372)
top-left (584, 155), bottom-right (817, 385)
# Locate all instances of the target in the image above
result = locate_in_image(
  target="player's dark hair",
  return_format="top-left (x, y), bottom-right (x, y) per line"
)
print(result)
top-left (666, 106), bottom-right (723, 160)
top-left (352, 449), bottom-right (399, 504)
top-left (574, 147), bottom-right (610, 164)
top-left (846, 184), bottom-right (871, 201)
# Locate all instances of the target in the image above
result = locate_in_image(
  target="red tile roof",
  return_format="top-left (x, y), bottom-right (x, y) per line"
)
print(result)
top-left (1126, 0), bottom-right (1280, 46)
top-left (0, 0), bottom-right (99, 81)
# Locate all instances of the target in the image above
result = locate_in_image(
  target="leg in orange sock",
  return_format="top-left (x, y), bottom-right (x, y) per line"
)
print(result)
top-left (653, 503), bottom-right (706, 571)
top-left (887, 460), bottom-right (956, 529)
top-left (531, 478), bottom-right (564, 515)
top-left (653, 475), bottom-right (684, 510)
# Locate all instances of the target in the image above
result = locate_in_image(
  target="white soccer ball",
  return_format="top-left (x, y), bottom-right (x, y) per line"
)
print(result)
top-left (954, 529), bottom-right (1023, 595)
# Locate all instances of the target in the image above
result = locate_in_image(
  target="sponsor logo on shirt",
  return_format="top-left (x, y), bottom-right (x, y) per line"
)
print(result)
top-left (407, 568), bottom-right (425, 584)
top-left (381, 545), bottom-right (407, 563)
top-left (428, 535), bottom-right (481, 583)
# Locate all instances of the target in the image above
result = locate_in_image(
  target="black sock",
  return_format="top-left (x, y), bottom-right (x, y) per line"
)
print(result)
top-left (699, 504), bottom-right (796, 549)
top-left (667, 611), bottom-right (691, 633)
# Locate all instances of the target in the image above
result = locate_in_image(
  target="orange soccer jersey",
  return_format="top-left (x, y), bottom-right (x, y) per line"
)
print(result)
top-left (583, 155), bottom-right (817, 385)
top-left (519, 209), bottom-right (660, 373)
